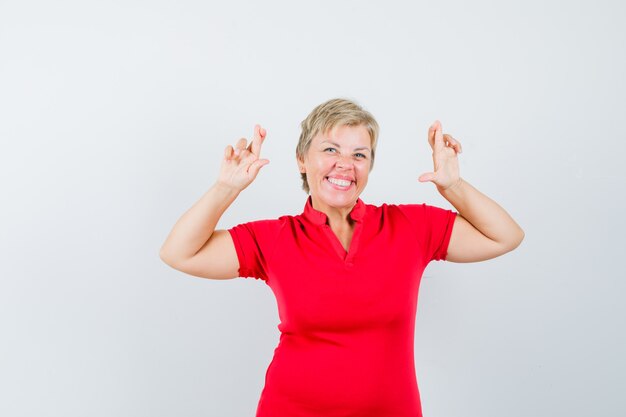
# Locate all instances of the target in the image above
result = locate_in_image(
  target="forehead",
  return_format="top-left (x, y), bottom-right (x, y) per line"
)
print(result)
top-left (314, 124), bottom-right (371, 145)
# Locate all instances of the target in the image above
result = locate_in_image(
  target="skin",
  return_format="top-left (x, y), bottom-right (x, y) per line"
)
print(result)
top-left (296, 124), bottom-right (373, 233)
top-left (419, 120), bottom-right (525, 262)
top-left (219, 121), bottom-right (524, 263)
top-left (160, 119), bottom-right (524, 282)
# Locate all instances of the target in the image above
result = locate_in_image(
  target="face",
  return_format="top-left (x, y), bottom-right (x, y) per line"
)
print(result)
top-left (298, 124), bottom-right (372, 212)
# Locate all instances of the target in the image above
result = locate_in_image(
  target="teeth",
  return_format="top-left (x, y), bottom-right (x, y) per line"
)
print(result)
top-left (327, 177), bottom-right (351, 187)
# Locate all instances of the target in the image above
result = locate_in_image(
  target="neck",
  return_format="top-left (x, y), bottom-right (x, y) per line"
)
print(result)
top-left (311, 195), bottom-right (357, 228)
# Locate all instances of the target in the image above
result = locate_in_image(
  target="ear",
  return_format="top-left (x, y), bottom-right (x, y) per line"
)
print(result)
top-left (297, 155), bottom-right (306, 173)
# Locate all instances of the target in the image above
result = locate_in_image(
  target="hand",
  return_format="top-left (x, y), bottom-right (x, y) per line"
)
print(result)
top-left (217, 124), bottom-right (270, 192)
top-left (418, 120), bottom-right (462, 191)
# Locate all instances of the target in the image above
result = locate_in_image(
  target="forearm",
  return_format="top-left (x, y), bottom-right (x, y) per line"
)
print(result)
top-left (438, 178), bottom-right (524, 248)
top-left (159, 181), bottom-right (240, 262)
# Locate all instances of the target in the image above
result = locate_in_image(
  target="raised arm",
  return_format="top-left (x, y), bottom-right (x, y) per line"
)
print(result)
top-left (159, 124), bottom-right (270, 279)
top-left (418, 120), bottom-right (524, 263)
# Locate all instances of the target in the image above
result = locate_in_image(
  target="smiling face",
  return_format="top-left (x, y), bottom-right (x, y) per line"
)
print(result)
top-left (297, 123), bottom-right (372, 214)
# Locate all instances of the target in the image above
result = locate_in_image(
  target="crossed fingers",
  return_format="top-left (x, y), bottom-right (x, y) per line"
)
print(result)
top-left (428, 120), bottom-right (462, 154)
top-left (226, 124), bottom-right (267, 161)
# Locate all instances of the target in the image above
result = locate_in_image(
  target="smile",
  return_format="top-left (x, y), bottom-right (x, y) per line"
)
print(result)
top-left (325, 176), bottom-right (354, 190)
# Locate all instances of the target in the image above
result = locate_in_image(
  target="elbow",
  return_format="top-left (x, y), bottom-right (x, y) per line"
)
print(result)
top-left (159, 247), bottom-right (175, 266)
top-left (159, 245), bottom-right (197, 269)
top-left (507, 227), bottom-right (525, 252)
top-left (516, 226), bottom-right (525, 247)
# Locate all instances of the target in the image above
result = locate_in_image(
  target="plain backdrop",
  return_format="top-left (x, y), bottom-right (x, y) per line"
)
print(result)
top-left (1, 0), bottom-right (625, 416)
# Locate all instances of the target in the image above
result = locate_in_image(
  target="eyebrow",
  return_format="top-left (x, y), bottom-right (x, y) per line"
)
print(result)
top-left (321, 141), bottom-right (371, 153)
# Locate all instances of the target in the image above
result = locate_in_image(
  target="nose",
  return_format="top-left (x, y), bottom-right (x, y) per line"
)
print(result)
top-left (336, 153), bottom-right (354, 170)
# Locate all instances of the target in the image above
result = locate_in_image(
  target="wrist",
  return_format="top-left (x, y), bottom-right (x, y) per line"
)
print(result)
top-left (213, 181), bottom-right (242, 196)
top-left (437, 177), bottom-right (463, 195)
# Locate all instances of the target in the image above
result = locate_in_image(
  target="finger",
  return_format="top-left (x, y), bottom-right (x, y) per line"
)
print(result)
top-left (248, 158), bottom-right (270, 178)
top-left (224, 145), bottom-right (234, 160)
top-left (248, 125), bottom-right (257, 154)
top-left (433, 121), bottom-right (445, 152)
top-left (452, 138), bottom-right (462, 153)
top-left (250, 124), bottom-right (265, 157)
top-left (418, 172), bottom-right (436, 183)
top-left (234, 138), bottom-right (247, 155)
top-left (428, 122), bottom-right (437, 148)
top-left (444, 134), bottom-right (462, 153)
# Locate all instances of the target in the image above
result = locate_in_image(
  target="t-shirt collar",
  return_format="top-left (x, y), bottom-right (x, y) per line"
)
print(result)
top-left (302, 195), bottom-right (366, 226)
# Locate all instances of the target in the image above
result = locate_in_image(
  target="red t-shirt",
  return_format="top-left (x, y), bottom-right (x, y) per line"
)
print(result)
top-left (228, 196), bottom-right (457, 417)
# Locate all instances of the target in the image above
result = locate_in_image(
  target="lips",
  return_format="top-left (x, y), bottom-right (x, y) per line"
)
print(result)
top-left (325, 176), bottom-right (354, 190)
top-left (326, 175), bottom-right (355, 182)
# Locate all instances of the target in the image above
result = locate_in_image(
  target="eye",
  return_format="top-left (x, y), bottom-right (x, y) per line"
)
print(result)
top-left (324, 147), bottom-right (337, 153)
top-left (355, 153), bottom-right (367, 158)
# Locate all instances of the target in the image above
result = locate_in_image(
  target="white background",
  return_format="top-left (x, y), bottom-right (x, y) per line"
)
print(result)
top-left (1, 0), bottom-right (624, 416)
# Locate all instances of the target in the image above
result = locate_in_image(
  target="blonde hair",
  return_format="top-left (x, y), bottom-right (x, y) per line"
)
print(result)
top-left (296, 98), bottom-right (379, 194)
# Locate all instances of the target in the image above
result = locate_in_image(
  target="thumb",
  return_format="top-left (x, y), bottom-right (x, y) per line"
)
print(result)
top-left (418, 172), bottom-right (435, 183)
top-left (248, 158), bottom-right (270, 178)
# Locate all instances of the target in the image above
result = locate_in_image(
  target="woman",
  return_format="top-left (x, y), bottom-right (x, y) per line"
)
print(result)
top-left (159, 98), bottom-right (524, 416)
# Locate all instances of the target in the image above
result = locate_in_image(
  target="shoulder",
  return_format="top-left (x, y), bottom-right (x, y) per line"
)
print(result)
top-left (231, 215), bottom-right (290, 232)
top-left (371, 201), bottom-right (456, 228)
top-left (370, 201), bottom-right (432, 219)
top-left (227, 215), bottom-right (291, 243)
top-left (382, 202), bottom-right (451, 214)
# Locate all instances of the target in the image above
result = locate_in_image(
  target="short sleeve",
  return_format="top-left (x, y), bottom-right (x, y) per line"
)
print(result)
top-left (395, 203), bottom-right (458, 262)
top-left (227, 219), bottom-right (283, 281)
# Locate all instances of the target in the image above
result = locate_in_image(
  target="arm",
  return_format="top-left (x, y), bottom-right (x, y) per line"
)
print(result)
top-left (419, 121), bottom-right (524, 263)
top-left (159, 124), bottom-right (270, 279)
top-left (439, 178), bottom-right (524, 263)
top-left (159, 182), bottom-right (242, 279)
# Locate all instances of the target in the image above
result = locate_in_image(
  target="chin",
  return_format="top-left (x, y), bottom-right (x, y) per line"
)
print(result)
top-left (311, 176), bottom-right (367, 206)
top-left (319, 188), bottom-right (361, 207)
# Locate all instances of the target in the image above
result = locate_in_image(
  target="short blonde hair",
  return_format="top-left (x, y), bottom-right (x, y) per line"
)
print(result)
top-left (296, 98), bottom-right (379, 194)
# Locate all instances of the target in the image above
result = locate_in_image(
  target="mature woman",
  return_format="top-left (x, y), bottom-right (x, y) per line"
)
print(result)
top-left (159, 98), bottom-right (524, 417)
